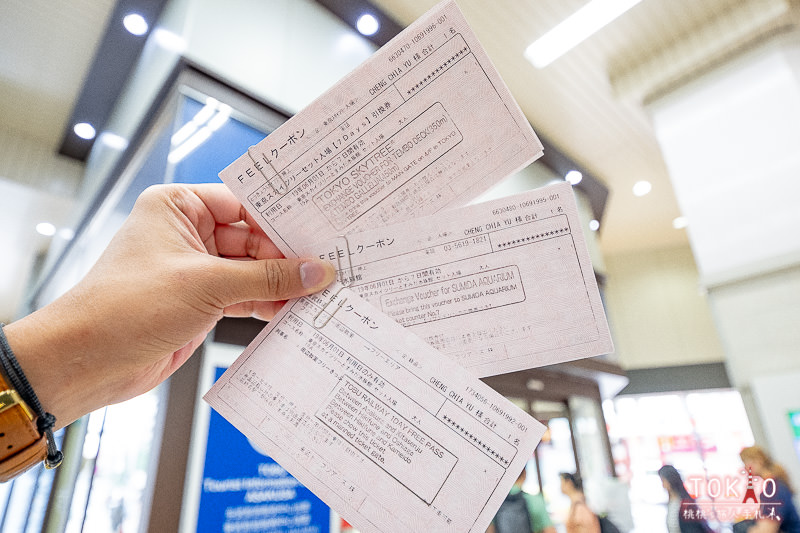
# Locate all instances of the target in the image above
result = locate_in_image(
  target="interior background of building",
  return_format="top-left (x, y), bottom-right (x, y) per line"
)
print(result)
top-left (1, 0), bottom-right (799, 532)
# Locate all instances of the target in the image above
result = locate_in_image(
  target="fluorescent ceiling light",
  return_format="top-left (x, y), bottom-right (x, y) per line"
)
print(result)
top-left (525, 0), bottom-right (643, 68)
top-left (171, 98), bottom-right (219, 146)
top-left (73, 122), bottom-right (96, 140)
top-left (632, 180), bottom-right (652, 197)
top-left (168, 127), bottom-right (212, 164)
top-left (168, 100), bottom-right (231, 164)
top-left (123, 13), bottom-right (149, 36)
top-left (356, 14), bottom-right (380, 36)
top-left (206, 104), bottom-right (231, 131)
top-left (672, 216), bottom-right (688, 229)
top-left (565, 170), bottom-right (583, 185)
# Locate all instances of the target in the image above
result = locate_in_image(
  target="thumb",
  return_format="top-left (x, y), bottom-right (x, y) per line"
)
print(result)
top-left (205, 257), bottom-right (336, 307)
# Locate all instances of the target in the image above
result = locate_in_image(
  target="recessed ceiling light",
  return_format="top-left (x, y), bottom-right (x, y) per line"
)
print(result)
top-left (59, 228), bottom-right (76, 240)
top-left (36, 222), bottom-right (56, 236)
top-left (356, 14), bottom-right (380, 36)
top-left (525, 0), bottom-right (644, 68)
top-left (565, 170), bottom-right (583, 185)
top-left (672, 216), bottom-right (688, 229)
top-left (632, 180), bottom-right (652, 197)
top-left (589, 219), bottom-right (600, 231)
top-left (123, 13), bottom-right (149, 36)
top-left (73, 122), bottom-right (96, 140)
top-left (526, 379), bottom-right (545, 391)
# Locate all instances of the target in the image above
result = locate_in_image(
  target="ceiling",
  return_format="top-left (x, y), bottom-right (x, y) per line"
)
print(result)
top-left (0, 0), bottom-right (116, 149)
top-left (369, 0), bottom-right (796, 254)
top-left (0, 0), bottom-right (796, 322)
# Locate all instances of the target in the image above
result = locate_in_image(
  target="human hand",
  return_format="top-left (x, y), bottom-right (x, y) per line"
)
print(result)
top-left (5, 183), bottom-right (336, 427)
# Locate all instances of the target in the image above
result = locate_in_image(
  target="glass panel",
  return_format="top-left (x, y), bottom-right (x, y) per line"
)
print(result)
top-left (0, 431), bottom-right (62, 533)
top-left (68, 391), bottom-right (162, 533)
top-left (570, 396), bottom-right (611, 480)
top-left (606, 390), bottom-right (755, 533)
top-left (1, 472), bottom-right (39, 533)
top-left (521, 457), bottom-right (542, 495)
top-left (505, 397), bottom-right (541, 496)
top-left (683, 390), bottom-right (754, 482)
top-left (532, 399), bottom-right (576, 525)
top-left (570, 396), bottom-right (632, 529)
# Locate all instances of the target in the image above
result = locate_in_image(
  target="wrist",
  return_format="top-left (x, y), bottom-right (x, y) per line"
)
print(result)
top-left (0, 322), bottom-right (64, 480)
top-left (3, 294), bottom-right (101, 429)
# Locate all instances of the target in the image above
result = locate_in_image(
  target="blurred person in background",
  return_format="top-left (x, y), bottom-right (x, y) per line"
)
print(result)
top-left (489, 467), bottom-right (556, 533)
top-left (739, 446), bottom-right (800, 533)
top-left (658, 464), bottom-right (714, 533)
top-left (560, 472), bottom-right (600, 533)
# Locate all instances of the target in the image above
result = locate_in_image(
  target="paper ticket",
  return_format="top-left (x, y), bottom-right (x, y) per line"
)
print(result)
top-left (204, 284), bottom-right (545, 533)
top-left (219, 0), bottom-right (543, 257)
top-left (299, 182), bottom-right (613, 376)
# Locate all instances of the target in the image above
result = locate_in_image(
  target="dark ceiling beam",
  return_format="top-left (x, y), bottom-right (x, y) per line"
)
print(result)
top-left (58, 0), bottom-right (170, 161)
top-left (314, 0), bottom-right (404, 47)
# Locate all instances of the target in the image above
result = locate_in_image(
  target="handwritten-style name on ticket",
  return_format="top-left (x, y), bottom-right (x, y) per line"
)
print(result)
top-left (300, 182), bottom-right (614, 377)
top-left (219, 0), bottom-right (543, 257)
top-left (204, 283), bottom-right (545, 533)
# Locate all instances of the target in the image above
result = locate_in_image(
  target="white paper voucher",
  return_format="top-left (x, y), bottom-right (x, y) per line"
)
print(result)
top-left (204, 284), bottom-right (546, 533)
top-left (300, 182), bottom-right (614, 376)
top-left (219, 0), bottom-right (543, 257)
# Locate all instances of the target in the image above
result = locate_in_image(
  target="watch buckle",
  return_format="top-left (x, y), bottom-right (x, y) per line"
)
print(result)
top-left (0, 389), bottom-right (34, 420)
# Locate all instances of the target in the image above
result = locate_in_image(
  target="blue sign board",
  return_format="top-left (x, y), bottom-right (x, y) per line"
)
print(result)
top-left (196, 367), bottom-right (331, 533)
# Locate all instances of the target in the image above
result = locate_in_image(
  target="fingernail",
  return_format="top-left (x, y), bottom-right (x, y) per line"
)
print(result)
top-left (300, 261), bottom-right (333, 290)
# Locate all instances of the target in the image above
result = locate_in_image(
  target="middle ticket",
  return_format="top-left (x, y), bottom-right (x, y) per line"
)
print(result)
top-left (299, 182), bottom-right (614, 377)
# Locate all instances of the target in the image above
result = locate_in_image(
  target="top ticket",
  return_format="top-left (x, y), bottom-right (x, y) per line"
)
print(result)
top-left (219, 0), bottom-right (543, 257)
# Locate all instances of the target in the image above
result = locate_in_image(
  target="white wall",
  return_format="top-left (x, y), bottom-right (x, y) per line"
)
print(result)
top-left (603, 245), bottom-right (725, 369)
top-left (649, 34), bottom-right (800, 284)
top-left (648, 34), bottom-right (800, 476)
top-left (709, 267), bottom-right (800, 386)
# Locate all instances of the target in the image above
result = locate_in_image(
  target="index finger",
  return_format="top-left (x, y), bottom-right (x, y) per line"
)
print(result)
top-left (176, 183), bottom-right (266, 242)
top-left (186, 183), bottom-right (251, 225)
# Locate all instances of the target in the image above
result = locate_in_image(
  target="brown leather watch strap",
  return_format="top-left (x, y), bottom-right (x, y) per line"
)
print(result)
top-left (0, 371), bottom-right (47, 482)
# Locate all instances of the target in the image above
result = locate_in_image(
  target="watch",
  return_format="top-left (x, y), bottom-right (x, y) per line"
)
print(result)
top-left (0, 370), bottom-right (48, 482)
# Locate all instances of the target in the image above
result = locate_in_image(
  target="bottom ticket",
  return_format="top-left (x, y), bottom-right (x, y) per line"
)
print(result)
top-left (205, 283), bottom-right (545, 533)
